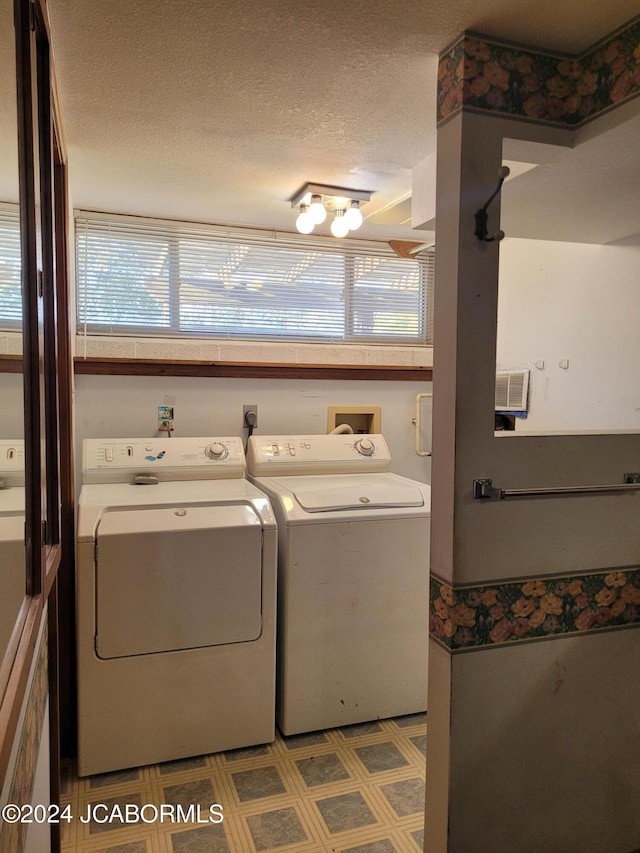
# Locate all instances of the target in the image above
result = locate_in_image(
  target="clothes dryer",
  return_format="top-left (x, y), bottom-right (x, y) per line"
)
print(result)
top-left (247, 434), bottom-right (430, 735)
top-left (77, 436), bottom-right (277, 776)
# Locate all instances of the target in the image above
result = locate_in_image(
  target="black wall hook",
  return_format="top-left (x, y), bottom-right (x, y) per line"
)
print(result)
top-left (474, 166), bottom-right (510, 243)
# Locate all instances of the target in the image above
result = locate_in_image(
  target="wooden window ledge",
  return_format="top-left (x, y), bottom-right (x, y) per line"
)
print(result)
top-left (73, 357), bottom-right (432, 381)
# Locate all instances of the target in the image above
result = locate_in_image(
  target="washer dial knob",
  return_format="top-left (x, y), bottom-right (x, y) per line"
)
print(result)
top-left (205, 442), bottom-right (228, 460)
top-left (354, 438), bottom-right (375, 456)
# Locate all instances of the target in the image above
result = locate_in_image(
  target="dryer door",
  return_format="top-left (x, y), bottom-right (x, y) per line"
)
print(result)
top-left (95, 503), bottom-right (263, 658)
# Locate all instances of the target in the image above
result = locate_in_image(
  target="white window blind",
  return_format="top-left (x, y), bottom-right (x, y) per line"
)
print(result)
top-left (0, 204), bottom-right (22, 329)
top-left (76, 213), bottom-right (433, 345)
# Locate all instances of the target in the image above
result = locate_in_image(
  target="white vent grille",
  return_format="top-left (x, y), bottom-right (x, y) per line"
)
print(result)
top-left (495, 370), bottom-right (529, 411)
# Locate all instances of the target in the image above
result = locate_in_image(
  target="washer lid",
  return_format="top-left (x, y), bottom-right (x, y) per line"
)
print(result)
top-left (291, 480), bottom-right (425, 512)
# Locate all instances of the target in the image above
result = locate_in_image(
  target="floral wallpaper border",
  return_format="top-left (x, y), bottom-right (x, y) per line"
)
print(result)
top-left (430, 567), bottom-right (640, 652)
top-left (437, 16), bottom-right (640, 126)
top-left (0, 622), bottom-right (48, 853)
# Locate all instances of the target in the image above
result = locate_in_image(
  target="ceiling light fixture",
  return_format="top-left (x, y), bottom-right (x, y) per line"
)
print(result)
top-left (290, 182), bottom-right (373, 238)
top-left (330, 209), bottom-right (349, 238)
top-left (295, 203), bottom-right (314, 234)
top-left (343, 200), bottom-right (363, 231)
top-left (307, 194), bottom-right (327, 225)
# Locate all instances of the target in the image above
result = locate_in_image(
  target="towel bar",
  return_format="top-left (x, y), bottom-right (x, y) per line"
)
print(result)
top-left (473, 474), bottom-right (640, 500)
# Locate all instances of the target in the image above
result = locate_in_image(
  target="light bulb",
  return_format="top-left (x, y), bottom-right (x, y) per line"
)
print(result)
top-left (331, 210), bottom-right (349, 238)
top-left (308, 194), bottom-right (327, 224)
top-left (296, 204), bottom-right (315, 234)
top-left (344, 200), bottom-right (363, 230)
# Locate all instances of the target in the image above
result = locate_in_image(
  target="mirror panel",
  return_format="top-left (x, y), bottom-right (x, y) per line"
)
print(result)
top-left (0, 0), bottom-right (26, 697)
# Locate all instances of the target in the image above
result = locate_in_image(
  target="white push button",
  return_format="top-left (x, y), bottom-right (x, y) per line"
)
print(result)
top-left (105, 447), bottom-right (114, 462)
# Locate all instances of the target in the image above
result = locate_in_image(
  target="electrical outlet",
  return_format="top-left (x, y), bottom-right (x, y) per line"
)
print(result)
top-left (158, 405), bottom-right (174, 431)
top-left (243, 404), bottom-right (258, 429)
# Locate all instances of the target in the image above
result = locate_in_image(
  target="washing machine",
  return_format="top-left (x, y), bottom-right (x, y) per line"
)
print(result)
top-left (76, 436), bottom-right (277, 776)
top-left (0, 440), bottom-right (25, 655)
top-left (247, 433), bottom-right (430, 735)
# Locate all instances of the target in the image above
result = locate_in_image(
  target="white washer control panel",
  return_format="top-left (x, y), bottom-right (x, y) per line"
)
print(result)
top-left (82, 437), bottom-right (245, 483)
top-left (247, 434), bottom-right (391, 476)
top-left (0, 439), bottom-right (25, 486)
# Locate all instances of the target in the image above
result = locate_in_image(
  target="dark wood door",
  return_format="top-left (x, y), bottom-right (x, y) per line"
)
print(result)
top-left (0, 2), bottom-right (72, 852)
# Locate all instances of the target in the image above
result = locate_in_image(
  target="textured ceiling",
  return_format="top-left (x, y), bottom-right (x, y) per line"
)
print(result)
top-left (11, 1), bottom-right (640, 241)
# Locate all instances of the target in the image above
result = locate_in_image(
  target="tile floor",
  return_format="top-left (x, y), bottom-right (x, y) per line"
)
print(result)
top-left (60, 714), bottom-right (427, 853)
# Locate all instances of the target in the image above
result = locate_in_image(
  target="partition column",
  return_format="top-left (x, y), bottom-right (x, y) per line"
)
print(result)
top-left (424, 22), bottom-right (640, 853)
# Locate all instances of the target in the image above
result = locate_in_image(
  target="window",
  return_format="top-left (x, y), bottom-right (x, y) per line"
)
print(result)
top-left (0, 204), bottom-right (22, 329)
top-left (76, 213), bottom-right (433, 345)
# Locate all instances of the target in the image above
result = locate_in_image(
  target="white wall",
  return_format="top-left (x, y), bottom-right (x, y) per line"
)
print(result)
top-left (2, 373), bottom-right (23, 438)
top-left (74, 374), bottom-right (433, 488)
top-left (497, 238), bottom-right (640, 433)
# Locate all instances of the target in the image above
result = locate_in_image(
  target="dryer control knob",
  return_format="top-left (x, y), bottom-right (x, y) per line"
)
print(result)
top-left (205, 442), bottom-right (227, 460)
top-left (354, 438), bottom-right (375, 456)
